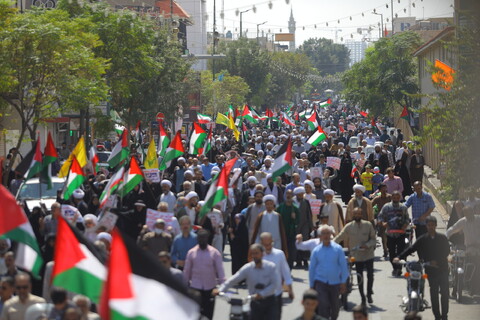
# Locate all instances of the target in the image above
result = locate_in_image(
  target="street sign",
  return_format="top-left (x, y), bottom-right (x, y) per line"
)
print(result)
top-left (156, 112), bottom-right (165, 121)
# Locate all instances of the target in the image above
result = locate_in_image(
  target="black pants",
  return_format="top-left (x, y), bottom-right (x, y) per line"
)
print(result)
top-left (250, 295), bottom-right (277, 320)
top-left (314, 280), bottom-right (340, 320)
top-left (415, 224), bottom-right (427, 239)
top-left (286, 237), bottom-right (296, 269)
top-left (355, 259), bottom-right (374, 299)
top-left (275, 294), bottom-right (283, 320)
top-left (387, 235), bottom-right (406, 271)
top-left (195, 288), bottom-right (215, 319)
top-left (429, 274), bottom-right (449, 320)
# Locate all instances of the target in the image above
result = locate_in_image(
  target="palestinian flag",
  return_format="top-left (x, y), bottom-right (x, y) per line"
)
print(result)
top-left (188, 122), bottom-right (207, 155)
top-left (115, 124), bottom-right (125, 135)
top-left (400, 106), bottom-right (409, 121)
top-left (118, 157), bottom-right (144, 198)
top-left (351, 162), bottom-right (358, 178)
top-left (306, 111), bottom-right (321, 131)
top-left (62, 156), bottom-right (85, 201)
top-left (370, 118), bottom-right (381, 135)
top-left (158, 122), bottom-right (170, 157)
top-left (319, 98), bottom-right (332, 108)
top-left (25, 138), bottom-right (42, 180)
top-left (270, 136), bottom-right (293, 181)
top-left (250, 107), bottom-right (261, 121)
top-left (359, 111), bottom-right (369, 118)
top-left (99, 167), bottom-right (125, 208)
top-left (159, 131), bottom-right (184, 170)
top-left (0, 185), bottom-right (43, 277)
top-left (197, 113), bottom-right (212, 124)
top-left (41, 132), bottom-right (58, 189)
top-left (242, 122), bottom-right (249, 145)
top-left (58, 136), bottom-right (87, 178)
top-left (89, 146), bottom-right (99, 174)
top-left (282, 112), bottom-right (295, 126)
top-left (307, 126), bottom-right (328, 147)
top-left (199, 157), bottom-right (238, 220)
top-left (108, 129), bottom-right (130, 168)
top-left (242, 105), bottom-right (258, 124)
top-left (201, 128), bottom-right (213, 157)
top-left (100, 229), bottom-right (199, 320)
top-left (339, 125), bottom-right (345, 133)
top-left (52, 217), bottom-right (106, 303)
top-left (228, 105), bottom-right (235, 119)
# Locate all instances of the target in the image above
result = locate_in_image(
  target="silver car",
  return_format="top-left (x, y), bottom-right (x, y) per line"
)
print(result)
top-left (16, 177), bottom-right (65, 212)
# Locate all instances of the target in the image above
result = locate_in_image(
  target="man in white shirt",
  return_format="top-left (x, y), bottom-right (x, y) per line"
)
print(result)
top-left (160, 180), bottom-right (176, 212)
top-left (260, 232), bottom-right (293, 319)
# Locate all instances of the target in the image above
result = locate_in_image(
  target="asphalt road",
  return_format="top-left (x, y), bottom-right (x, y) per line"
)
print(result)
top-left (213, 193), bottom-right (480, 320)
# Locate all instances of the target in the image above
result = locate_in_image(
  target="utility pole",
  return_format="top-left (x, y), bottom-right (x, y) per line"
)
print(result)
top-left (391, 0), bottom-right (394, 35)
top-left (239, 9), bottom-right (251, 38)
top-left (212, 0), bottom-right (217, 82)
top-left (256, 21), bottom-right (267, 44)
top-left (372, 12), bottom-right (384, 38)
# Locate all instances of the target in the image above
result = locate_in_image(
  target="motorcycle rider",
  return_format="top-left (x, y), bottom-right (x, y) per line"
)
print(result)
top-left (394, 216), bottom-right (450, 320)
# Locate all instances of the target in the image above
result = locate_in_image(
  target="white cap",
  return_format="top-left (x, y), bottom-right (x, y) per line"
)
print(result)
top-left (73, 189), bottom-right (85, 199)
top-left (247, 176), bottom-right (257, 183)
top-left (185, 192), bottom-right (199, 200)
top-left (97, 232), bottom-right (112, 244)
top-left (353, 184), bottom-right (366, 193)
top-left (304, 180), bottom-right (314, 189)
top-left (161, 180), bottom-right (172, 187)
top-left (294, 186), bottom-right (306, 195)
top-left (177, 157), bottom-right (186, 163)
top-left (324, 189), bottom-right (335, 196)
top-left (263, 194), bottom-right (276, 204)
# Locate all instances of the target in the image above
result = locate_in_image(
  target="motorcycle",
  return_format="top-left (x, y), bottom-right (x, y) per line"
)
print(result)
top-left (449, 244), bottom-right (479, 302)
top-left (397, 260), bottom-right (430, 313)
top-left (218, 292), bottom-right (251, 320)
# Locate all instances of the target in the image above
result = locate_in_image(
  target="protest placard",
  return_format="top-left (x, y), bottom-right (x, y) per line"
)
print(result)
top-left (143, 168), bottom-right (160, 183)
top-left (61, 205), bottom-right (81, 224)
top-left (146, 209), bottom-right (175, 231)
top-left (326, 157), bottom-right (341, 170)
top-left (309, 167), bottom-right (322, 179)
top-left (309, 199), bottom-right (323, 216)
top-left (356, 159), bottom-right (366, 169)
top-left (97, 210), bottom-right (118, 232)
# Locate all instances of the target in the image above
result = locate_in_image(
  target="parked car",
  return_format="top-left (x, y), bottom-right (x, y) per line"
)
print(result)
top-left (16, 177), bottom-right (65, 212)
top-left (97, 151), bottom-right (112, 170)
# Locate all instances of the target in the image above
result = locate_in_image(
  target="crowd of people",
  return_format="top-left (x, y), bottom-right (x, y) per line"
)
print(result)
top-left (1, 101), bottom-right (478, 320)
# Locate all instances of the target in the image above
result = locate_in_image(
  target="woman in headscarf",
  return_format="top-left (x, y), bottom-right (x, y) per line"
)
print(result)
top-left (339, 152), bottom-right (355, 204)
top-left (394, 158), bottom-right (412, 198)
top-left (87, 194), bottom-right (100, 216)
top-left (228, 214), bottom-right (249, 274)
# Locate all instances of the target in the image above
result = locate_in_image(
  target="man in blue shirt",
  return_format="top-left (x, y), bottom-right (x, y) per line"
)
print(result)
top-left (309, 225), bottom-right (349, 320)
top-left (170, 216), bottom-right (198, 270)
top-left (405, 181), bottom-right (435, 239)
top-left (200, 156), bottom-right (216, 181)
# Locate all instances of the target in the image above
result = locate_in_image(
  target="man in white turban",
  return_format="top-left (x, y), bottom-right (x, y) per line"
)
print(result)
top-left (346, 184), bottom-right (373, 223)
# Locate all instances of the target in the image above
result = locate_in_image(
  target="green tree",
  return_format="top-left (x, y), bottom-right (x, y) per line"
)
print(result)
top-left (420, 12), bottom-right (480, 199)
top-left (0, 3), bottom-right (107, 171)
top-left (342, 31), bottom-right (421, 117)
top-left (297, 38), bottom-right (350, 75)
top-left (212, 38), bottom-right (270, 104)
top-left (200, 70), bottom-right (250, 115)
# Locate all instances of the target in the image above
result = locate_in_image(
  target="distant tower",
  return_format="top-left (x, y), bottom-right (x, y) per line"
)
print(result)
top-left (288, 8), bottom-right (296, 52)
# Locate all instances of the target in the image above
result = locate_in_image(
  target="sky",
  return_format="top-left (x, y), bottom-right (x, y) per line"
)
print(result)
top-left (204, 0), bottom-right (454, 46)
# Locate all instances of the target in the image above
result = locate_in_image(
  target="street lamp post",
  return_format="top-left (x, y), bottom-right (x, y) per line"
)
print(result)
top-left (239, 9), bottom-right (251, 38)
top-left (256, 21), bottom-right (267, 44)
top-left (372, 12), bottom-right (384, 38)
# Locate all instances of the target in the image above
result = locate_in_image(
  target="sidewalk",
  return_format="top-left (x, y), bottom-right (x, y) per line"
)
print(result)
top-left (422, 165), bottom-right (452, 226)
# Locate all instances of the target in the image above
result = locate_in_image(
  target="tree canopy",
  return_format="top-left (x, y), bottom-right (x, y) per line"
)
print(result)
top-left (297, 37), bottom-right (350, 75)
top-left (341, 31), bottom-right (421, 117)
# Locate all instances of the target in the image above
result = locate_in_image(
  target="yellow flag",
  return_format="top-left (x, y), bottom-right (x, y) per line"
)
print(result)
top-left (58, 136), bottom-right (87, 177)
top-left (229, 115), bottom-right (240, 141)
top-left (215, 112), bottom-right (230, 127)
top-left (144, 138), bottom-right (159, 169)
